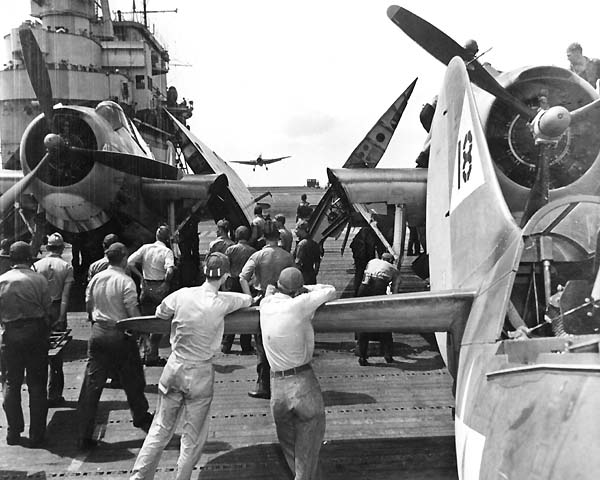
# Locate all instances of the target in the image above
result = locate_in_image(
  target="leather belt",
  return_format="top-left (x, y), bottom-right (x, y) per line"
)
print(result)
top-left (271, 363), bottom-right (312, 378)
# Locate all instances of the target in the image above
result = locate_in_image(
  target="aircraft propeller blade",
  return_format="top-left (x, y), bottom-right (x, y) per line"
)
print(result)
top-left (520, 144), bottom-right (551, 227)
top-left (570, 97), bottom-right (600, 123)
top-left (69, 147), bottom-right (180, 180)
top-left (0, 151), bottom-right (52, 213)
top-left (19, 28), bottom-right (55, 133)
top-left (386, 6), bottom-right (535, 121)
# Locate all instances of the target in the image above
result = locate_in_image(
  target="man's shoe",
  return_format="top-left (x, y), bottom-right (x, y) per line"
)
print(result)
top-left (77, 438), bottom-right (98, 450)
top-left (27, 436), bottom-right (46, 448)
top-left (384, 356), bottom-right (395, 364)
top-left (221, 345), bottom-right (232, 354)
top-left (144, 357), bottom-right (166, 367)
top-left (47, 396), bottom-right (66, 408)
top-left (358, 358), bottom-right (369, 366)
top-left (6, 432), bottom-right (22, 446)
top-left (134, 412), bottom-right (154, 432)
top-left (248, 389), bottom-right (270, 400)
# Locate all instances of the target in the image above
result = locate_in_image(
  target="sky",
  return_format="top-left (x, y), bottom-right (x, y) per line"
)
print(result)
top-left (1, 1), bottom-right (598, 187)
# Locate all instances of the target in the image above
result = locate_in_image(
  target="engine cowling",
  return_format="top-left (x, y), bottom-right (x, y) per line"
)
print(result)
top-left (478, 65), bottom-right (600, 214)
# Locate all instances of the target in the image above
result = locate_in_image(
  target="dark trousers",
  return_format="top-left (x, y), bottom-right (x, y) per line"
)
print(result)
top-left (222, 277), bottom-right (252, 352)
top-left (255, 332), bottom-right (270, 392)
top-left (77, 323), bottom-right (149, 440)
top-left (356, 279), bottom-right (394, 360)
top-left (48, 301), bottom-right (65, 401)
top-left (1, 319), bottom-right (49, 441)
top-left (140, 280), bottom-right (168, 362)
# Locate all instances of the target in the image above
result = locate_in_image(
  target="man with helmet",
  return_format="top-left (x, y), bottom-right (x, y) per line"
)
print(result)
top-left (260, 267), bottom-right (336, 479)
top-left (129, 252), bottom-right (252, 480)
top-left (78, 242), bottom-right (153, 450)
top-left (128, 226), bottom-right (175, 366)
top-left (240, 219), bottom-right (294, 399)
top-left (0, 241), bottom-right (51, 447)
top-left (34, 232), bottom-right (74, 407)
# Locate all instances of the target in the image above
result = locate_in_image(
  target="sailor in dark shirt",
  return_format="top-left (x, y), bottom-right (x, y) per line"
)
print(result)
top-left (294, 220), bottom-right (322, 285)
top-left (0, 241), bottom-right (51, 447)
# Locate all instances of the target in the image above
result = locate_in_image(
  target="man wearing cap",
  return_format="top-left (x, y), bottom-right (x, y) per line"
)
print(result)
top-left (128, 226), bottom-right (175, 366)
top-left (78, 242), bottom-right (153, 450)
top-left (0, 241), bottom-right (51, 446)
top-left (294, 220), bottom-right (322, 285)
top-left (240, 220), bottom-right (294, 399)
top-left (275, 214), bottom-right (293, 253)
top-left (356, 252), bottom-right (401, 366)
top-left (260, 267), bottom-right (336, 479)
top-left (34, 232), bottom-right (74, 407)
top-left (222, 226), bottom-right (256, 354)
top-left (208, 219), bottom-right (234, 254)
top-left (87, 233), bottom-right (120, 283)
top-left (130, 252), bottom-right (252, 480)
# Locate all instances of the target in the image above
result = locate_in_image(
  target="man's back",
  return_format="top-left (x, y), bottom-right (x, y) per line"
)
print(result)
top-left (86, 267), bottom-right (138, 324)
top-left (128, 241), bottom-right (174, 280)
top-left (34, 255), bottom-right (73, 301)
top-left (0, 268), bottom-right (50, 323)
top-left (225, 242), bottom-right (256, 278)
top-left (241, 246), bottom-right (294, 291)
top-left (157, 284), bottom-right (251, 363)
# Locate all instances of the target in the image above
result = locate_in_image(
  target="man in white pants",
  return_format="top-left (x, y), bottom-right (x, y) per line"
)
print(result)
top-left (260, 267), bottom-right (336, 479)
top-left (129, 252), bottom-right (252, 480)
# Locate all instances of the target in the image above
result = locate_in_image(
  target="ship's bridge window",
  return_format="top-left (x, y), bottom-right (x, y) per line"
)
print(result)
top-left (136, 75), bottom-right (145, 89)
top-left (95, 100), bottom-right (129, 132)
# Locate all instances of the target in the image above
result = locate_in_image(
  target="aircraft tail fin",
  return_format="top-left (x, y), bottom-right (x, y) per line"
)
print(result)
top-left (427, 57), bottom-right (520, 291)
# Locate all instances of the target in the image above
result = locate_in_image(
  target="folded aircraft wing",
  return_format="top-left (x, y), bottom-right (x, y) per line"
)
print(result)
top-left (117, 289), bottom-right (476, 335)
top-left (166, 110), bottom-right (255, 226)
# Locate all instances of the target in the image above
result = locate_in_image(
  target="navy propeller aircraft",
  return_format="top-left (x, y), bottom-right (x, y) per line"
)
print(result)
top-left (0, 28), bottom-right (255, 265)
top-left (120, 5), bottom-right (600, 478)
top-left (231, 153), bottom-right (291, 171)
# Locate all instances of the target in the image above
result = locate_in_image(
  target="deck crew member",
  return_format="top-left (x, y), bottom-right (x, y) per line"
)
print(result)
top-left (222, 226), bottom-right (256, 354)
top-left (250, 205), bottom-right (266, 250)
top-left (128, 226), bottom-right (175, 366)
top-left (78, 242), bottom-right (153, 449)
top-left (0, 241), bottom-right (51, 447)
top-left (260, 267), bottom-right (336, 480)
top-left (356, 253), bottom-right (401, 366)
top-left (294, 220), bottom-right (322, 285)
top-left (34, 232), bottom-right (74, 407)
top-left (240, 220), bottom-right (294, 399)
top-left (129, 252), bottom-right (251, 480)
top-left (87, 234), bottom-right (120, 283)
top-left (349, 227), bottom-right (385, 296)
top-left (296, 193), bottom-right (312, 223)
top-left (275, 214), bottom-right (293, 253)
top-left (208, 219), bottom-right (234, 254)
top-left (567, 42), bottom-right (600, 89)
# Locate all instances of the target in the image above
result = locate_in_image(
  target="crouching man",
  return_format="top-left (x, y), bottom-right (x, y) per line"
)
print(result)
top-left (130, 252), bottom-right (252, 480)
top-left (260, 267), bottom-right (336, 479)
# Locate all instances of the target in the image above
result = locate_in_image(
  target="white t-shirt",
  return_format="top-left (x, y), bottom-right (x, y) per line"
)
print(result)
top-left (156, 282), bottom-right (251, 363)
top-left (260, 284), bottom-right (336, 372)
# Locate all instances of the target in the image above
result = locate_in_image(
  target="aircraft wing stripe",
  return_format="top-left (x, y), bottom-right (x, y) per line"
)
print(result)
top-left (118, 289), bottom-right (476, 335)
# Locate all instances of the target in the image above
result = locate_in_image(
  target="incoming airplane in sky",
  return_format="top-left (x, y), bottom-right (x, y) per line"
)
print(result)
top-left (231, 154), bottom-right (291, 171)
